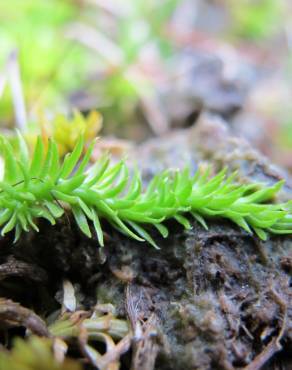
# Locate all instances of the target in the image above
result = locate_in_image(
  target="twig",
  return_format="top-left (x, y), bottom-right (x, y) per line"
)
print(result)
top-left (85, 0), bottom-right (129, 17)
top-left (126, 284), bottom-right (162, 370)
top-left (0, 298), bottom-right (50, 337)
top-left (242, 337), bottom-right (282, 370)
top-left (242, 287), bottom-right (288, 370)
top-left (66, 22), bottom-right (124, 66)
top-left (139, 93), bottom-right (169, 136)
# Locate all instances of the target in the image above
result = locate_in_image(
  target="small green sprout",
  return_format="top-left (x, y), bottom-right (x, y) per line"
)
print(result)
top-left (0, 133), bottom-right (291, 247)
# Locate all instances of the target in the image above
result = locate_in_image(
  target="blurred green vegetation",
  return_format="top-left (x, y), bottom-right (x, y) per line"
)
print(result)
top-left (0, 0), bottom-right (90, 123)
top-left (0, 0), bottom-right (179, 129)
top-left (228, 0), bottom-right (283, 40)
top-left (279, 120), bottom-right (292, 148)
top-left (0, 336), bottom-right (81, 370)
top-left (0, 0), bottom-right (291, 156)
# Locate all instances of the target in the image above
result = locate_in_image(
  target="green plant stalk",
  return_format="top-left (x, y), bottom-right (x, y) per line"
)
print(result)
top-left (49, 315), bottom-right (129, 340)
top-left (0, 133), bottom-right (291, 248)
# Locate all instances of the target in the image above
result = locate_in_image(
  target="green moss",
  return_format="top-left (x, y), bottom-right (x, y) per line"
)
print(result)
top-left (0, 133), bottom-right (291, 246)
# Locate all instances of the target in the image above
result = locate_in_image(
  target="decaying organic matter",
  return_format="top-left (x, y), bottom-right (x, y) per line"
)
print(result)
top-left (2, 214), bottom-right (290, 369)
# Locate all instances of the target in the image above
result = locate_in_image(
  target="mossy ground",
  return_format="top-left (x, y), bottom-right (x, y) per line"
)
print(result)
top-left (0, 214), bottom-right (291, 369)
top-left (0, 120), bottom-right (291, 369)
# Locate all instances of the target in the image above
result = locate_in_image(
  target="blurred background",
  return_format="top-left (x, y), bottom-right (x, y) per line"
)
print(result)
top-left (0, 0), bottom-right (292, 170)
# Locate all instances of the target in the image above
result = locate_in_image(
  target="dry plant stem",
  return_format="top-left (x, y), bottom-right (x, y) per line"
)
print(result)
top-left (86, 0), bottom-right (127, 17)
top-left (131, 314), bottom-right (160, 370)
top-left (98, 334), bottom-right (132, 370)
top-left (66, 22), bottom-right (124, 66)
top-left (0, 298), bottom-right (49, 337)
top-left (53, 337), bottom-right (68, 364)
top-left (0, 256), bottom-right (47, 282)
top-left (242, 338), bottom-right (282, 370)
top-left (6, 50), bottom-right (27, 131)
top-left (139, 93), bottom-right (169, 135)
top-left (243, 287), bottom-right (288, 370)
top-left (79, 323), bottom-right (131, 370)
top-left (126, 285), bottom-right (162, 370)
